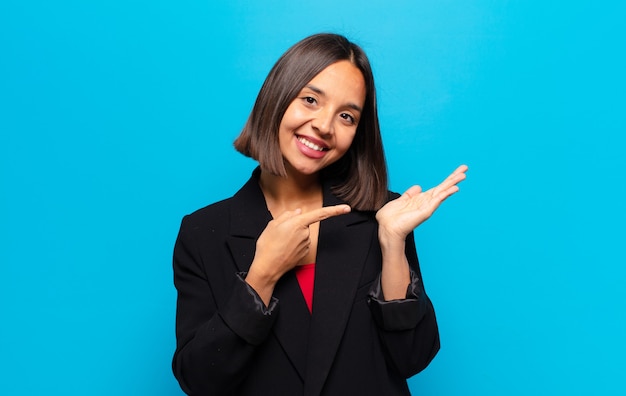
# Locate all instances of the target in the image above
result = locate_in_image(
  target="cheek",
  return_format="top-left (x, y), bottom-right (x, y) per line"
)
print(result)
top-left (338, 130), bottom-right (357, 151)
top-left (279, 119), bottom-right (302, 140)
top-left (278, 112), bottom-right (299, 140)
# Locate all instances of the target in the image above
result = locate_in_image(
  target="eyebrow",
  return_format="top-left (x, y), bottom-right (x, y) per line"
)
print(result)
top-left (305, 84), bottom-right (363, 113)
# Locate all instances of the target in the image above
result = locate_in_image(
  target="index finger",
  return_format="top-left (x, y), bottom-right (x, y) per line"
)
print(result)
top-left (297, 204), bottom-right (351, 227)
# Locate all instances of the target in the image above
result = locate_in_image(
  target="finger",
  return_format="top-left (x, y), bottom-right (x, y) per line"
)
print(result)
top-left (403, 185), bottom-right (423, 199)
top-left (437, 185), bottom-right (460, 201)
top-left (298, 204), bottom-right (351, 226)
top-left (451, 164), bottom-right (469, 175)
top-left (445, 165), bottom-right (468, 184)
top-left (432, 165), bottom-right (468, 196)
top-left (432, 181), bottom-right (463, 200)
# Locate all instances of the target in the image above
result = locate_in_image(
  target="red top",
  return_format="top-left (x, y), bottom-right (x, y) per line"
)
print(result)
top-left (294, 263), bottom-right (315, 314)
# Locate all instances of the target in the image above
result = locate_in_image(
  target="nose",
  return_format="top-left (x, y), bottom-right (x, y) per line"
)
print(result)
top-left (311, 108), bottom-right (333, 136)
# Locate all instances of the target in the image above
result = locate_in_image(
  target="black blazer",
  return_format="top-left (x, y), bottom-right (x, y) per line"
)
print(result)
top-left (172, 169), bottom-right (440, 396)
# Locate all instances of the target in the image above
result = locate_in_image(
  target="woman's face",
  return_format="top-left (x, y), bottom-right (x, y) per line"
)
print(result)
top-left (278, 60), bottom-right (366, 178)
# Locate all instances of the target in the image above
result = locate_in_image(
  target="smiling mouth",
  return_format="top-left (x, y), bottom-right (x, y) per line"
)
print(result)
top-left (297, 136), bottom-right (329, 152)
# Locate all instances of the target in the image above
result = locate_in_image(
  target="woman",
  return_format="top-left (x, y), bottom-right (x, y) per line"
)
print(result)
top-left (172, 33), bottom-right (467, 395)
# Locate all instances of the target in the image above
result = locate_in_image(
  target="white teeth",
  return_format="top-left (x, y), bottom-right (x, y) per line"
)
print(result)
top-left (297, 136), bottom-right (326, 151)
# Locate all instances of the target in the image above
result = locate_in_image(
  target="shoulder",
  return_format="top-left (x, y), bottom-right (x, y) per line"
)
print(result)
top-left (178, 197), bottom-right (235, 238)
top-left (387, 190), bottom-right (401, 201)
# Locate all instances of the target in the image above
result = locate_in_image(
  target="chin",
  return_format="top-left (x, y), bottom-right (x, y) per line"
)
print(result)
top-left (285, 162), bottom-right (323, 177)
top-left (293, 167), bottom-right (321, 176)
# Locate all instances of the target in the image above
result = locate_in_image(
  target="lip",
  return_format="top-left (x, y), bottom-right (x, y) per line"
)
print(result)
top-left (295, 134), bottom-right (329, 159)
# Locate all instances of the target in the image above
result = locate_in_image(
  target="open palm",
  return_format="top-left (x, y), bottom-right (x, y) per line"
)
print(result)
top-left (376, 165), bottom-right (468, 241)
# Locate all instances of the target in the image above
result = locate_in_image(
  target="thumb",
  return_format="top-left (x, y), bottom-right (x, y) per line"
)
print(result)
top-left (403, 185), bottom-right (423, 199)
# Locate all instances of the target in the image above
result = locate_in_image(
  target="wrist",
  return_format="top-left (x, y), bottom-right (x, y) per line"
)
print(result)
top-left (246, 262), bottom-right (280, 287)
top-left (245, 265), bottom-right (279, 307)
top-left (378, 227), bottom-right (406, 250)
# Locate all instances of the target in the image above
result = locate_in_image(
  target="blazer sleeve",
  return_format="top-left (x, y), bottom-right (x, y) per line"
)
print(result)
top-left (172, 216), bottom-right (278, 396)
top-left (367, 230), bottom-right (440, 378)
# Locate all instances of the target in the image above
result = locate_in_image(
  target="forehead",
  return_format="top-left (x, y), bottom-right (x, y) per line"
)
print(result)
top-left (305, 60), bottom-right (366, 107)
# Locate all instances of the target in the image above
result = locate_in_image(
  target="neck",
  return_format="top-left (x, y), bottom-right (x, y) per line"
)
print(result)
top-left (259, 167), bottom-right (323, 215)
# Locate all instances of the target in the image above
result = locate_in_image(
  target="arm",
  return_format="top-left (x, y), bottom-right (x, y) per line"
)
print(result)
top-left (172, 218), bottom-right (278, 396)
top-left (368, 231), bottom-right (440, 377)
top-left (368, 165), bottom-right (467, 376)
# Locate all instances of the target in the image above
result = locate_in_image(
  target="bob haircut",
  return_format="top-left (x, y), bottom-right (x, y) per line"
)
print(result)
top-left (234, 33), bottom-right (388, 211)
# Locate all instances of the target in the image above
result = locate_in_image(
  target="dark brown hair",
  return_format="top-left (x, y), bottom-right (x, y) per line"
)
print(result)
top-left (234, 33), bottom-right (388, 211)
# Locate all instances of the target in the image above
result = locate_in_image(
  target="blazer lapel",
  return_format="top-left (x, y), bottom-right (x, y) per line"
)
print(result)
top-left (271, 272), bottom-right (312, 380)
top-left (225, 168), bottom-right (311, 381)
top-left (304, 184), bottom-right (376, 396)
top-left (226, 169), bottom-right (272, 274)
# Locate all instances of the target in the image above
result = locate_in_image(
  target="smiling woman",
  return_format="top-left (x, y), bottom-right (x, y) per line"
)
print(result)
top-left (172, 33), bottom-right (467, 396)
top-left (233, 33), bottom-right (391, 212)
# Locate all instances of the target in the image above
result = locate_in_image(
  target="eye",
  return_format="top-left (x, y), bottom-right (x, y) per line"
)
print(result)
top-left (302, 96), bottom-right (317, 105)
top-left (340, 113), bottom-right (356, 125)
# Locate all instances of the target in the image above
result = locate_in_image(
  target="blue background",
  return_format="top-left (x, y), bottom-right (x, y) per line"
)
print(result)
top-left (1, 1), bottom-right (624, 394)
